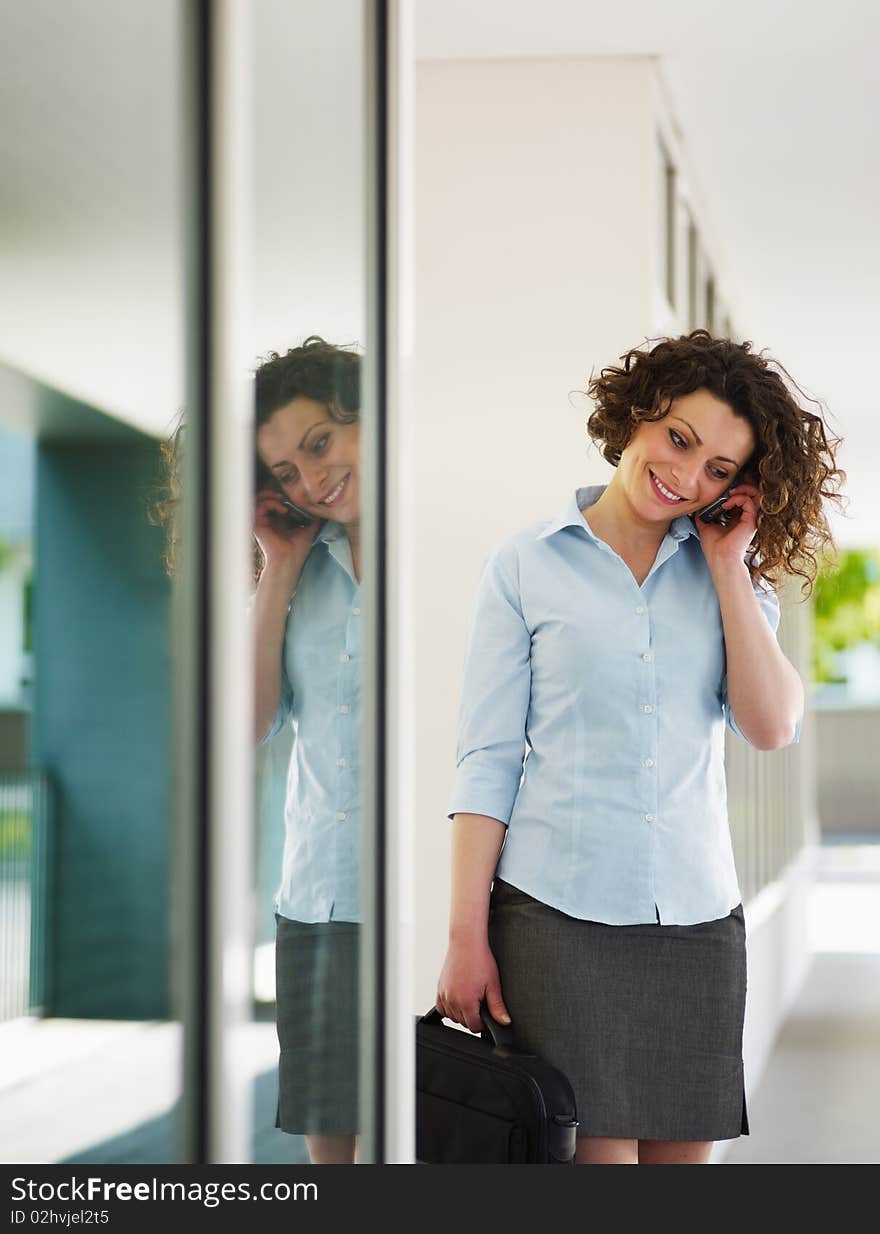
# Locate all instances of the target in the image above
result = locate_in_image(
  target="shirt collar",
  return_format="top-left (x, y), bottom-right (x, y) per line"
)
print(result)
top-left (314, 517), bottom-right (360, 588)
top-left (536, 484), bottom-right (699, 544)
top-left (316, 518), bottom-right (346, 544)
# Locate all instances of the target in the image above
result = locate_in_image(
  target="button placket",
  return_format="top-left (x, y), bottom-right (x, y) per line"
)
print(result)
top-left (335, 610), bottom-right (358, 827)
top-left (637, 608), bottom-right (658, 827)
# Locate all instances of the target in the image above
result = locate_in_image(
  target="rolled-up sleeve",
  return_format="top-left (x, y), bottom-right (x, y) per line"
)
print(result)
top-left (446, 544), bottom-right (532, 824)
top-left (721, 578), bottom-right (802, 746)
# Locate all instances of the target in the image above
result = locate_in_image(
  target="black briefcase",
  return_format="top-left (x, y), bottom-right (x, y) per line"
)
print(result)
top-left (415, 1003), bottom-right (579, 1163)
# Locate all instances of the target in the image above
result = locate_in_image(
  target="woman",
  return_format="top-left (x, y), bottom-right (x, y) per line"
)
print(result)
top-left (436, 329), bottom-right (845, 1165)
top-left (153, 335), bottom-right (363, 1165)
top-left (253, 337), bottom-right (363, 1166)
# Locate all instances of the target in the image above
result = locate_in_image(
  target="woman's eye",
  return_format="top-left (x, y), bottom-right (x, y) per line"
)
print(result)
top-left (278, 472), bottom-right (296, 486)
top-left (313, 433), bottom-right (330, 452)
top-left (670, 429), bottom-right (728, 481)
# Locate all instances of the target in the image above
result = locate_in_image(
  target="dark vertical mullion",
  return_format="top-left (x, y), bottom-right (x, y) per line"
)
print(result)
top-left (196, 0), bottom-right (213, 1164)
top-left (375, 0), bottom-right (389, 1164)
top-left (377, 0), bottom-right (388, 1163)
top-left (688, 218), bottom-right (698, 331)
top-left (363, 0), bottom-right (389, 1163)
top-left (180, 0), bottom-right (213, 1166)
top-left (666, 161), bottom-right (676, 310)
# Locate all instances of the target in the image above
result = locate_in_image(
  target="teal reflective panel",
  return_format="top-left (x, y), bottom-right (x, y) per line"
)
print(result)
top-left (0, 2), bottom-right (183, 1164)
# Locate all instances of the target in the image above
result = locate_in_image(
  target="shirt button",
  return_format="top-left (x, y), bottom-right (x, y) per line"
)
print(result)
top-left (340, 652), bottom-right (351, 662)
top-left (337, 812), bottom-right (347, 821)
top-left (643, 758), bottom-right (654, 768)
top-left (338, 758), bottom-right (347, 767)
top-left (339, 704), bottom-right (350, 714)
top-left (645, 813), bottom-right (654, 823)
top-left (352, 607), bottom-right (361, 616)
top-left (642, 651), bottom-right (653, 662)
top-left (635, 605), bottom-right (645, 615)
top-left (643, 704), bottom-right (654, 714)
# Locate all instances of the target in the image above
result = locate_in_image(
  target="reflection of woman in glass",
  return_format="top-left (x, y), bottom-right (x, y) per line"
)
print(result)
top-left (252, 337), bottom-right (362, 1166)
top-left (152, 336), bottom-right (362, 1166)
top-left (436, 331), bottom-right (845, 1165)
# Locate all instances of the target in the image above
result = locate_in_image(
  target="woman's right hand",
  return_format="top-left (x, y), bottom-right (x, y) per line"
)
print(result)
top-left (254, 487), bottom-right (323, 570)
top-left (435, 939), bottom-right (512, 1035)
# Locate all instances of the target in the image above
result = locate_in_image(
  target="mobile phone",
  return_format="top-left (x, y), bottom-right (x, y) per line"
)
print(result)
top-left (277, 495), bottom-right (315, 530)
top-left (697, 488), bottom-right (737, 526)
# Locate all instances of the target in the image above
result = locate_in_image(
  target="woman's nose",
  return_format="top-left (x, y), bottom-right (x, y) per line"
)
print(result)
top-left (298, 459), bottom-right (329, 501)
top-left (670, 462), bottom-right (703, 498)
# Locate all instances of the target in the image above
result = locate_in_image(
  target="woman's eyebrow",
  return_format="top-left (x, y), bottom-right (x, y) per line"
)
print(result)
top-left (270, 420), bottom-right (329, 469)
top-left (669, 416), bottom-right (740, 466)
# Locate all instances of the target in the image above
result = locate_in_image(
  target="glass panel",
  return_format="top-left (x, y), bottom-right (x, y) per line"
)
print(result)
top-left (249, 0), bottom-right (370, 1165)
top-left (657, 135), bottom-right (676, 309)
top-left (0, 1), bottom-right (185, 1163)
top-left (687, 213), bottom-right (699, 329)
top-left (675, 196), bottom-right (691, 329)
top-left (706, 272), bottom-right (716, 333)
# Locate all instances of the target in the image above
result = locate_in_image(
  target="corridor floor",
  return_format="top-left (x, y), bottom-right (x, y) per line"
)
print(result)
top-left (723, 839), bottom-right (880, 1164)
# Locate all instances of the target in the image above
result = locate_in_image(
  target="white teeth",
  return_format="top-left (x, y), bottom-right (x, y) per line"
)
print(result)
top-left (651, 470), bottom-right (684, 502)
top-left (321, 475), bottom-right (348, 505)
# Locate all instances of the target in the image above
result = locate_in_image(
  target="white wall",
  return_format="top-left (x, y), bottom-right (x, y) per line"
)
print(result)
top-left (413, 58), bottom-right (819, 1168)
top-left (414, 56), bottom-right (664, 1009)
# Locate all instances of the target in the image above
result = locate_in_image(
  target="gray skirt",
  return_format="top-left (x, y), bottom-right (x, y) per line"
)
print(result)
top-left (487, 878), bottom-right (750, 1142)
top-left (274, 913), bottom-right (359, 1135)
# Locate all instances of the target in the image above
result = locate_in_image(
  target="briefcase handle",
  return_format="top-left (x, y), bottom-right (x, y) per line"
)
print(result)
top-left (420, 1003), bottom-right (516, 1051)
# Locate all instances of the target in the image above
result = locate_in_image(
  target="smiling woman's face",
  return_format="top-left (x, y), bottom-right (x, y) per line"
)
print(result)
top-left (256, 394), bottom-right (361, 523)
top-left (619, 388), bottom-right (756, 523)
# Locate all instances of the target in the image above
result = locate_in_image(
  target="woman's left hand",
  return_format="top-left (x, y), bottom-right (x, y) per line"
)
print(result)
top-left (695, 481), bottom-right (761, 570)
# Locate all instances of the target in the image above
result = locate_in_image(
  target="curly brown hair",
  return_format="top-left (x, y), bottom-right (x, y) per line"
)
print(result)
top-left (147, 335), bottom-right (362, 585)
top-left (583, 329), bottom-right (847, 598)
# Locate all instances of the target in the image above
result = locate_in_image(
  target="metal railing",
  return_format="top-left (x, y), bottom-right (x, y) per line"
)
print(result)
top-left (726, 577), bottom-right (814, 905)
top-left (0, 772), bottom-right (52, 1021)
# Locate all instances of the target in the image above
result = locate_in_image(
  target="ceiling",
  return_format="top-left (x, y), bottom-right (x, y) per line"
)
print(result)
top-left (415, 0), bottom-right (879, 546)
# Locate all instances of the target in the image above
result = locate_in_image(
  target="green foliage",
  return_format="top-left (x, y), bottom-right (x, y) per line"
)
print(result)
top-left (0, 810), bottom-right (32, 860)
top-left (812, 548), bottom-right (880, 683)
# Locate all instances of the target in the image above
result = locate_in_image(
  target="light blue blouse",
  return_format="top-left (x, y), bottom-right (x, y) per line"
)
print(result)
top-left (260, 518), bottom-right (362, 923)
top-left (447, 484), bottom-right (803, 926)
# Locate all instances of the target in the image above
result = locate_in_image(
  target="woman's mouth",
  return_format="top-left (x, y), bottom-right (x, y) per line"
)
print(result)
top-left (318, 472), bottom-right (351, 508)
top-left (648, 468), bottom-right (686, 505)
